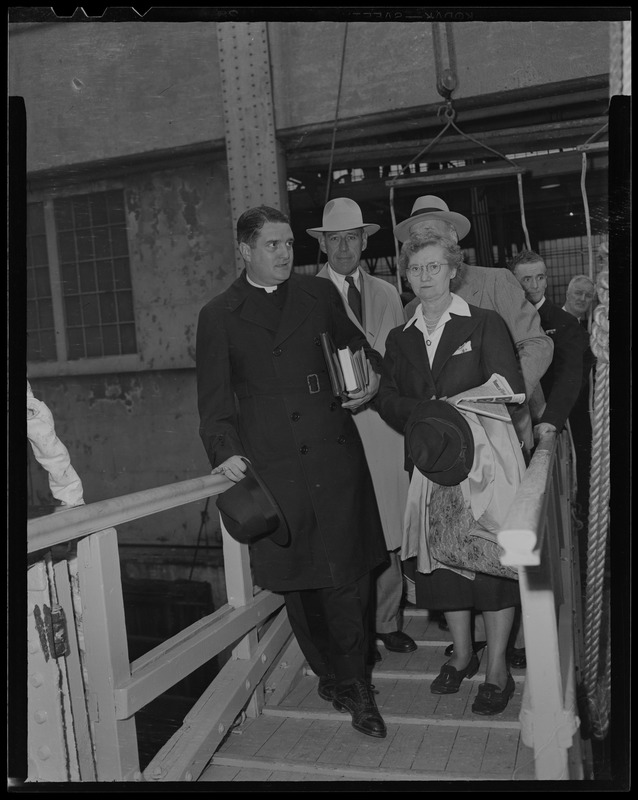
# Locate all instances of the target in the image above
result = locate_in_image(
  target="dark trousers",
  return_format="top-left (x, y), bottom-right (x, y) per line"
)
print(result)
top-left (283, 572), bottom-right (372, 688)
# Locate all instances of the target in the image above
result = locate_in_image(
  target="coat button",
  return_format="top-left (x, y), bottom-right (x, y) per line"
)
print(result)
top-left (337, 435), bottom-right (346, 445)
top-left (330, 402), bottom-right (338, 411)
top-left (273, 347), bottom-right (282, 357)
top-left (300, 444), bottom-right (309, 455)
top-left (291, 412), bottom-right (301, 422)
top-left (313, 336), bottom-right (321, 346)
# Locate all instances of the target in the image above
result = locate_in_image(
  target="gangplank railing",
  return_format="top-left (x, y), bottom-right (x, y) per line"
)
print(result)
top-left (26, 473), bottom-right (300, 782)
top-left (498, 429), bottom-right (587, 781)
top-left (25, 430), bottom-right (584, 782)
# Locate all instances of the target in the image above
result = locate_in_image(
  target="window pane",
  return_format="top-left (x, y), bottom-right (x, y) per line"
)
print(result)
top-left (89, 193), bottom-right (109, 226)
top-left (34, 268), bottom-right (52, 297)
top-left (116, 291), bottom-right (134, 321)
top-left (64, 295), bottom-right (83, 327)
top-left (77, 230), bottom-right (94, 260)
top-left (102, 325), bottom-right (119, 355)
top-left (27, 202), bottom-right (45, 233)
top-left (111, 227), bottom-right (129, 257)
top-left (58, 231), bottom-right (77, 262)
top-left (38, 300), bottom-right (54, 329)
top-left (27, 300), bottom-right (37, 330)
top-left (94, 226), bottom-right (111, 259)
top-left (99, 292), bottom-right (117, 323)
top-left (61, 263), bottom-right (79, 295)
top-left (54, 199), bottom-right (74, 231)
top-left (30, 235), bottom-right (49, 266)
top-left (67, 328), bottom-right (85, 360)
top-left (107, 190), bottom-right (126, 223)
top-left (85, 326), bottom-right (102, 358)
top-left (79, 263), bottom-right (97, 293)
top-left (39, 334), bottom-right (58, 361)
top-left (72, 196), bottom-right (91, 229)
top-left (26, 270), bottom-right (36, 299)
top-left (120, 323), bottom-right (137, 354)
top-left (27, 334), bottom-right (40, 362)
top-left (113, 258), bottom-right (132, 289)
top-left (96, 261), bottom-right (114, 291)
top-left (80, 295), bottom-right (99, 326)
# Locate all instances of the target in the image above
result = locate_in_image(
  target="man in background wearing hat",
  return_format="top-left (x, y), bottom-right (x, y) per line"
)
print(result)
top-left (197, 205), bottom-right (389, 738)
top-left (309, 198), bottom-right (417, 659)
top-left (398, 196), bottom-right (553, 453)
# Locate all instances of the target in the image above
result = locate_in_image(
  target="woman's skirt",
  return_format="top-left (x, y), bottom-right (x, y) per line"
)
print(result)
top-left (403, 556), bottom-right (520, 611)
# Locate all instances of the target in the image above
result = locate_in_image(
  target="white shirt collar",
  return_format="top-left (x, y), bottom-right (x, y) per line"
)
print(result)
top-left (327, 265), bottom-right (360, 292)
top-left (246, 274), bottom-right (278, 293)
top-left (534, 296), bottom-right (547, 310)
top-left (403, 292), bottom-right (470, 330)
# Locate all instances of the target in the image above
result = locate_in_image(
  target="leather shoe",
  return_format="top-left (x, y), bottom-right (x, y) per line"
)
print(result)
top-left (430, 652), bottom-right (479, 695)
top-left (472, 673), bottom-right (515, 715)
top-left (508, 647), bottom-right (527, 669)
top-left (376, 630), bottom-right (417, 653)
top-left (317, 673), bottom-right (336, 702)
top-left (333, 679), bottom-right (387, 738)
top-left (444, 640), bottom-right (487, 657)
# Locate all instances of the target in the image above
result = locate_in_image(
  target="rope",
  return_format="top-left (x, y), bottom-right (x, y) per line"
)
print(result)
top-left (581, 269), bottom-right (611, 739)
top-left (580, 152), bottom-right (594, 281)
top-left (316, 22), bottom-right (349, 270)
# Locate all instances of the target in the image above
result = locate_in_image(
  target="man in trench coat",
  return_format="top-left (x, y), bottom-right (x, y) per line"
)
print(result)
top-left (310, 198), bottom-right (416, 658)
top-left (196, 205), bottom-right (388, 738)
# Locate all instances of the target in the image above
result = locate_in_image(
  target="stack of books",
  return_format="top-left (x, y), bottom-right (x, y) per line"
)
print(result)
top-left (320, 332), bottom-right (370, 399)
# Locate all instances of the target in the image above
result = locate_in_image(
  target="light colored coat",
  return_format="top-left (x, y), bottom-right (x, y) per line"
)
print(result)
top-left (317, 266), bottom-right (408, 550)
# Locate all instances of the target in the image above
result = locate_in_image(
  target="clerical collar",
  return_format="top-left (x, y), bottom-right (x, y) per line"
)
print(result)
top-left (246, 274), bottom-right (278, 293)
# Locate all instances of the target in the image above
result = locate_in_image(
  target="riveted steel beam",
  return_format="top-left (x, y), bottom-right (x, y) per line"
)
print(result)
top-left (217, 22), bottom-right (289, 275)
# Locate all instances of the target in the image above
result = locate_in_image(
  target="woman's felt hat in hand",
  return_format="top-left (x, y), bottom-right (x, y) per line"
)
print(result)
top-left (405, 399), bottom-right (475, 486)
top-left (216, 462), bottom-right (290, 546)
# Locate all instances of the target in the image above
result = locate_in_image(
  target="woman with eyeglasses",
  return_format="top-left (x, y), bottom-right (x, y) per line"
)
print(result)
top-left (376, 232), bottom-right (527, 715)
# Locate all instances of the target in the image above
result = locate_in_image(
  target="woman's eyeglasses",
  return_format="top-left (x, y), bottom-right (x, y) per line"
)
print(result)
top-left (406, 261), bottom-right (448, 277)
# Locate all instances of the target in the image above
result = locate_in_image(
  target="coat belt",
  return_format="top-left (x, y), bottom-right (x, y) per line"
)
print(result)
top-left (235, 373), bottom-right (332, 398)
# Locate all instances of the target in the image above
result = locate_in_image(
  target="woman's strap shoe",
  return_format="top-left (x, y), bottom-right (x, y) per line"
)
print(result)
top-left (430, 652), bottom-right (479, 694)
top-left (444, 640), bottom-right (487, 657)
top-left (471, 673), bottom-right (516, 715)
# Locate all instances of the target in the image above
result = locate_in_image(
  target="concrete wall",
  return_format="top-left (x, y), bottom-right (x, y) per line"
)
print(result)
top-left (269, 20), bottom-right (610, 127)
top-left (10, 20), bottom-right (610, 173)
top-left (10, 22), bottom-right (225, 171)
top-left (27, 370), bottom-right (215, 546)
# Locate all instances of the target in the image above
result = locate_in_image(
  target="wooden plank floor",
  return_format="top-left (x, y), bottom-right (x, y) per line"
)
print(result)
top-left (200, 610), bottom-right (536, 782)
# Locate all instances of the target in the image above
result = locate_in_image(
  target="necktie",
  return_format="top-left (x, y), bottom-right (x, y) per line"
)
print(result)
top-left (345, 275), bottom-right (363, 324)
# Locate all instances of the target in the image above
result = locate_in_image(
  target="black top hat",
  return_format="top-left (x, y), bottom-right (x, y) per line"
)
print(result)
top-left (405, 399), bottom-right (475, 486)
top-left (216, 461), bottom-right (290, 546)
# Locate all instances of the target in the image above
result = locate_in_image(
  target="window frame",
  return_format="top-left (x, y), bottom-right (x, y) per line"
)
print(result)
top-left (26, 187), bottom-right (143, 378)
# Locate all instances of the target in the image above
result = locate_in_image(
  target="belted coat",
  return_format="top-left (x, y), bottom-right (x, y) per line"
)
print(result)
top-left (196, 271), bottom-right (387, 592)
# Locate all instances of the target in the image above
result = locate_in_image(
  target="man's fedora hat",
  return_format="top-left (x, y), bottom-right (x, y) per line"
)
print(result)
top-left (405, 399), bottom-right (475, 486)
top-left (216, 461), bottom-right (290, 546)
top-left (393, 195), bottom-right (471, 243)
top-left (307, 197), bottom-right (380, 240)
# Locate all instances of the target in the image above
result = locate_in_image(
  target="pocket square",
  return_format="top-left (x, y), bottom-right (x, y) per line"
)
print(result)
top-left (452, 341), bottom-right (472, 356)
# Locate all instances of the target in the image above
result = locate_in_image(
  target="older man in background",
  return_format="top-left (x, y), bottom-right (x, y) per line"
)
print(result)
top-left (309, 197), bottom-right (417, 660)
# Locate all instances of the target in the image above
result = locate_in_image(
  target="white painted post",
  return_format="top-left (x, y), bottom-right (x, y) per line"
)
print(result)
top-left (219, 514), bottom-right (262, 718)
top-left (77, 529), bottom-right (140, 781)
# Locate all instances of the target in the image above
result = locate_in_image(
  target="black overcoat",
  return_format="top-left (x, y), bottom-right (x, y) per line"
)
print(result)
top-left (196, 272), bottom-right (387, 592)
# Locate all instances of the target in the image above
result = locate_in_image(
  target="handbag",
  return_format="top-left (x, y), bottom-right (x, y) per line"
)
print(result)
top-left (427, 483), bottom-right (518, 581)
